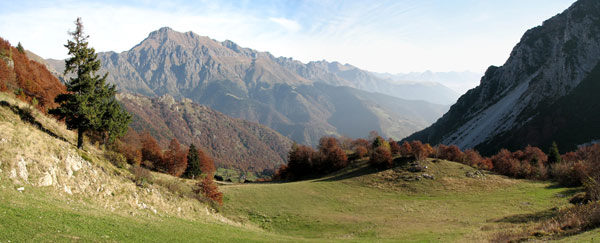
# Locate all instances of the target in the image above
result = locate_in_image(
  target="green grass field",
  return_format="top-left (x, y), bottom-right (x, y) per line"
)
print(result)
top-left (1, 158), bottom-right (598, 242)
top-left (1, 92), bottom-right (598, 242)
top-left (220, 159), bottom-right (579, 242)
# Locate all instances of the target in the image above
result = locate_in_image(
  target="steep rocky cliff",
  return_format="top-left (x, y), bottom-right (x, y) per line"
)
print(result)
top-left (405, 0), bottom-right (600, 154)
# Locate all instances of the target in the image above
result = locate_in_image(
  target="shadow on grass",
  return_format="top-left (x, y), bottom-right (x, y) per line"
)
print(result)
top-left (0, 100), bottom-right (69, 144)
top-left (316, 156), bottom-right (414, 182)
top-left (493, 207), bottom-right (559, 224)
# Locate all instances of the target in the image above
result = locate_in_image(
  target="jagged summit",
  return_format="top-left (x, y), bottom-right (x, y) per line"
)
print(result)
top-left (46, 27), bottom-right (452, 145)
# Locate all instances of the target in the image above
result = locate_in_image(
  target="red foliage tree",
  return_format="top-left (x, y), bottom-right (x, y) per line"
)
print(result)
top-left (410, 140), bottom-right (428, 161)
top-left (315, 137), bottom-right (348, 173)
top-left (352, 138), bottom-right (370, 150)
top-left (354, 145), bottom-right (368, 159)
top-left (464, 149), bottom-right (492, 169)
top-left (423, 143), bottom-right (434, 158)
top-left (491, 149), bottom-right (520, 177)
top-left (389, 138), bottom-right (401, 155)
top-left (400, 141), bottom-right (412, 157)
top-left (515, 145), bottom-right (548, 165)
top-left (286, 143), bottom-right (316, 180)
top-left (370, 146), bottom-right (393, 168)
top-left (140, 132), bottom-right (163, 169)
top-left (272, 164), bottom-right (289, 181)
top-left (198, 147), bottom-right (216, 176)
top-left (0, 37), bottom-right (66, 111)
top-left (116, 129), bottom-right (142, 165)
top-left (194, 175), bottom-right (223, 205)
top-left (162, 138), bottom-right (188, 177)
top-left (440, 145), bottom-right (464, 162)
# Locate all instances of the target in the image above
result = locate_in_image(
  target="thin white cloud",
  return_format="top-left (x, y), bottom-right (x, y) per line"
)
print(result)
top-left (268, 17), bottom-right (301, 32)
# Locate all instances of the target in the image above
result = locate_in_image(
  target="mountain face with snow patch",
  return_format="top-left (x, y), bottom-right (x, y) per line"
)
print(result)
top-left (405, 0), bottom-right (600, 154)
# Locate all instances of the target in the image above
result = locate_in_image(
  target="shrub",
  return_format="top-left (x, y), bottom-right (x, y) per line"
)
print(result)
top-left (550, 162), bottom-right (582, 186)
top-left (286, 143), bottom-right (316, 180)
top-left (400, 141), bottom-right (412, 157)
top-left (315, 137), bottom-right (348, 173)
top-left (389, 138), bottom-right (401, 155)
top-left (130, 165), bottom-right (153, 187)
top-left (410, 141), bottom-right (428, 161)
top-left (272, 164), bottom-right (288, 181)
top-left (198, 148), bottom-right (216, 175)
top-left (352, 138), bottom-right (370, 150)
top-left (354, 145), bottom-right (368, 159)
top-left (369, 146), bottom-right (393, 168)
top-left (194, 174), bottom-right (223, 205)
top-left (140, 132), bottom-right (162, 168)
top-left (492, 149), bottom-right (519, 177)
top-left (162, 138), bottom-right (187, 177)
top-left (464, 149), bottom-right (484, 168)
top-left (116, 129), bottom-right (142, 165)
top-left (104, 150), bottom-right (127, 169)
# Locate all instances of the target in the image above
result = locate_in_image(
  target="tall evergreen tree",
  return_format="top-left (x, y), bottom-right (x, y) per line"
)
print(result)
top-left (16, 42), bottom-right (25, 54)
top-left (50, 17), bottom-right (130, 149)
top-left (548, 141), bottom-right (562, 164)
top-left (184, 144), bottom-right (202, 179)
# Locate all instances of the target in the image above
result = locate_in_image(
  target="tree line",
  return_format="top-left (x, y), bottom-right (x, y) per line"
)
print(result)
top-left (276, 131), bottom-right (600, 203)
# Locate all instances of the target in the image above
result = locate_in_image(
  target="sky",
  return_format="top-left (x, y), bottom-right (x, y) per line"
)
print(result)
top-left (0, 0), bottom-right (577, 74)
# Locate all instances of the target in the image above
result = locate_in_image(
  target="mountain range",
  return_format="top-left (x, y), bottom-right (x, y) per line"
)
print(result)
top-left (405, 0), bottom-right (600, 154)
top-left (374, 71), bottom-right (482, 95)
top-left (46, 28), bottom-right (451, 145)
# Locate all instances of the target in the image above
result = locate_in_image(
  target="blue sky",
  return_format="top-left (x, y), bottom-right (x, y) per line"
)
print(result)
top-left (0, 0), bottom-right (577, 73)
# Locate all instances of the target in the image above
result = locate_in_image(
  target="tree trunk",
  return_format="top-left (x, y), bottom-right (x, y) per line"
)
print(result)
top-left (77, 128), bottom-right (84, 149)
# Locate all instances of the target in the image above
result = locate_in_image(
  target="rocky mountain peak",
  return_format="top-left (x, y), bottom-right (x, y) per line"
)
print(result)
top-left (405, 0), bottom-right (600, 154)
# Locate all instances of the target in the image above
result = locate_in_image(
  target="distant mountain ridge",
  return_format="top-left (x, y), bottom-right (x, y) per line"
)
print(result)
top-left (375, 71), bottom-right (482, 95)
top-left (405, 0), bottom-right (600, 154)
top-left (47, 27), bottom-right (449, 145)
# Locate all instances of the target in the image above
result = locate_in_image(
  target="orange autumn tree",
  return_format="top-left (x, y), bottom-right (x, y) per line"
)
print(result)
top-left (140, 132), bottom-right (162, 169)
top-left (195, 175), bottom-right (223, 205)
top-left (162, 138), bottom-right (188, 177)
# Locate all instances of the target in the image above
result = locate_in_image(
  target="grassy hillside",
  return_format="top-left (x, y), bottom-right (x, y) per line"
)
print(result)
top-left (221, 159), bottom-right (584, 242)
top-left (0, 92), bottom-right (298, 242)
top-left (0, 91), bottom-right (597, 242)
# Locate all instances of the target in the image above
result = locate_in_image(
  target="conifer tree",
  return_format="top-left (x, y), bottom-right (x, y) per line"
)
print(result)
top-left (16, 42), bottom-right (25, 54)
top-left (184, 144), bottom-right (202, 179)
top-left (50, 17), bottom-right (130, 149)
top-left (548, 141), bottom-right (562, 164)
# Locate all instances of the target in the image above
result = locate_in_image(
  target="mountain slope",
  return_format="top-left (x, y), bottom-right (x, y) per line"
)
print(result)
top-left (117, 93), bottom-right (293, 172)
top-left (0, 91), bottom-right (304, 242)
top-left (47, 28), bottom-right (448, 145)
top-left (277, 60), bottom-right (460, 105)
top-left (0, 38), bottom-right (65, 110)
top-left (405, 0), bottom-right (600, 153)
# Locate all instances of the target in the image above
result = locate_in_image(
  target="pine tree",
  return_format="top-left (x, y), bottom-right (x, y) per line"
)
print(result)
top-left (97, 98), bottom-right (131, 144)
top-left (16, 42), bottom-right (25, 54)
top-left (548, 141), bottom-right (562, 164)
top-left (50, 17), bottom-right (130, 149)
top-left (184, 144), bottom-right (202, 179)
